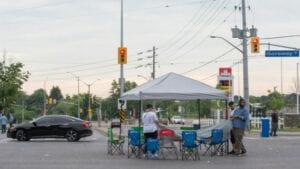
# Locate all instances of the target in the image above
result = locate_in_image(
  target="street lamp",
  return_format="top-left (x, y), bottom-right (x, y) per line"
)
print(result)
top-left (67, 72), bottom-right (81, 119)
top-left (80, 79), bottom-right (101, 123)
top-left (210, 36), bottom-right (243, 53)
top-left (210, 35), bottom-right (250, 111)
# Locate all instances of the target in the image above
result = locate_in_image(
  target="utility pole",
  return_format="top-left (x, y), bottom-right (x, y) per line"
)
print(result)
top-left (120, 0), bottom-right (125, 97)
top-left (2, 50), bottom-right (6, 114)
top-left (88, 84), bottom-right (91, 122)
top-left (77, 77), bottom-right (80, 119)
top-left (281, 57), bottom-right (283, 94)
top-left (80, 79), bottom-right (100, 123)
top-left (43, 79), bottom-right (47, 116)
top-left (67, 72), bottom-right (81, 119)
top-left (241, 0), bottom-right (250, 111)
top-left (22, 99), bottom-right (25, 123)
top-left (152, 46), bottom-right (156, 80)
top-left (297, 63), bottom-right (299, 114)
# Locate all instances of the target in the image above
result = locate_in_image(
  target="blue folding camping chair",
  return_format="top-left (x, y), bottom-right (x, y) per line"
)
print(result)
top-left (181, 131), bottom-right (200, 160)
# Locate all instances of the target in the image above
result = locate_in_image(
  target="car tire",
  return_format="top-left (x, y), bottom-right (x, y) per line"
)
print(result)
top-left (16, 130), bottom-right (30, 141)
top-left (66, 129), bottom-right (79, 142)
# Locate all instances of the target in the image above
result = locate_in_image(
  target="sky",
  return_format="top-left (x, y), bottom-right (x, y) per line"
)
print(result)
top-left (0, 0), bottom-right (300, 98)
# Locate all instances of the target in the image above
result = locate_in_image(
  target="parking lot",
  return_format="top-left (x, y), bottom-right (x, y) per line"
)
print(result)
top-left (1, 127), bottom-right (300, 169)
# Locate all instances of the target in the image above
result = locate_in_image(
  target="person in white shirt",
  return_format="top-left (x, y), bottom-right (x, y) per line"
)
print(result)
top-left (228, 101), bottom-right (236, 154)
top-left (142, 104), bottom-right (159, 156)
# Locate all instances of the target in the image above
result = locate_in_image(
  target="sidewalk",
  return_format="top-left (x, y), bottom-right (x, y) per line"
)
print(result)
top-left (249, 129), bottom-right (300, 136)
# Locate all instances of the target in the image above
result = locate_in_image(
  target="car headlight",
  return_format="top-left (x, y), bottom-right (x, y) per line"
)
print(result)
top-left (10, 127), bottom-right (17, 132)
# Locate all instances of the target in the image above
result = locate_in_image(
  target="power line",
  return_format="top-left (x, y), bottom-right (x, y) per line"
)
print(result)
top-left (161, 0), bottom-right (232, 61)
top-left (160, 0), bottom-right (222, 57)
top-left (158, 0), bottom-right (214, 52)
top-left (0, 0), bottom-right (79, 16)
top-left (182, 46), bottom-right (238, 75)
top-left (170, 4), bottom-right (237, 62)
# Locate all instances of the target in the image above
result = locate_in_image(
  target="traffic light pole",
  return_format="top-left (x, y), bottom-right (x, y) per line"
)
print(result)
top-left (88, 84), bottom-right (91, 122)
top-left (241, 0), bottom-right (250, 111)
top-left (120, 0), bottom-right (125, 96)
top-left (119, 0), bottom-right (125, 138)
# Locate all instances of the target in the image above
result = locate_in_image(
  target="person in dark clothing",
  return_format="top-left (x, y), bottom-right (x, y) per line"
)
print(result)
top-left (270, 110), bottom-right (279, 136)
top-left (9, 113), bottom-right (14, 128)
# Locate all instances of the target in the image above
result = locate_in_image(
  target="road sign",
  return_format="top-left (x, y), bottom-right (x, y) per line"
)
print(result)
top-left (265, 50), bottom-right (299, 57)
top-left (119, 110), bottom-right (125, 123)
top-left (117, 99), bottom-right (127, 110)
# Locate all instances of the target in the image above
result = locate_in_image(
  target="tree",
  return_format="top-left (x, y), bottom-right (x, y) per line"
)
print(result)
top-left (49, 86), bottom-right (63, 101)
top-left (109, 80), bottom-right (138, 99)
top-left (26, 89), bottom-right (47, 115)
top-left (0, 62), bottom-right (30, 113)
top-left (264, 91), bottom-right (284, 110)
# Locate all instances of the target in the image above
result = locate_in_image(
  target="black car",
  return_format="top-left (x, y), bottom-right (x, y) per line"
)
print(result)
top-left (7, 115), bottom-right (93, 142)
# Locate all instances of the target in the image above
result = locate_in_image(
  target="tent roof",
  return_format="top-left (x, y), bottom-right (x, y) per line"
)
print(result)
top-left (121, 72), bottom-right (227, 100)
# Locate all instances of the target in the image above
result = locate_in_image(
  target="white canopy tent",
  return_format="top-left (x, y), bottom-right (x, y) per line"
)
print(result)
top-left (121, 72), bottom-right (227, 101)
top-left (121, 72), bottom-right (228, 157)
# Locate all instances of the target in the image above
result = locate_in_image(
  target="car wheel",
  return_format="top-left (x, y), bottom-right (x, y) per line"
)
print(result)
top-left (16, 130), bottom-right (29, 141)
top-left (66, 129), bottom-right (79, 142)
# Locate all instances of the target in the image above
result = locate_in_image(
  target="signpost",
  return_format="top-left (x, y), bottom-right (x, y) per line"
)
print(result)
top-left (265, 50), bottom-right (300, 94)
top-left (265, 50), bottom-right (299, 57)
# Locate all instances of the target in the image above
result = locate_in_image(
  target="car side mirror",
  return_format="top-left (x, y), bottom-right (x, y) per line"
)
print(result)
top-left (32, 122), bottom-right (37, 126)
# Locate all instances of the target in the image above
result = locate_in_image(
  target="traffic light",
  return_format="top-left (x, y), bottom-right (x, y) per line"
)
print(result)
top-left (88, 108), bottom-right (92, 119)
top-left (48, 97), bottom-right (53, 105)
top-left (251, 37), bottom-right (260, 53)
top-left (118, 47), bottom-right (127, 64)
top-left (119, 110), bottom-right (125, 123)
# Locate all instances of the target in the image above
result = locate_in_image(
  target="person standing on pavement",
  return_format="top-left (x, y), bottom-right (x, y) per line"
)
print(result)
top-left (231, 98), bottom-right (249, 156)
top-left (0, 113), bottom-right (8, 134)
top-left (9, 113), bottom-right (14, 128)
top-left (228, 101), bottom-right (236, 154)
top-left (142, 104), bottom-right (159, 157)
top-left (270, 109), bottom-right (279, 136)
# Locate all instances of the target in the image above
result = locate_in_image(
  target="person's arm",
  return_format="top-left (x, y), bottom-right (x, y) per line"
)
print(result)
top-left (233, 110), bottom-right (247, 121)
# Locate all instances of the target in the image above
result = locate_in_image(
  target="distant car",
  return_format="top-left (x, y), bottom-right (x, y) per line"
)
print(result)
top-left (7, 115), bottom-right (92, 142)
top-left (159, 118), bottom-right (169, 125)
top-left (171, 116), bottom-right (185, 124)
top-left (111, 119), bottom-right (121, 128)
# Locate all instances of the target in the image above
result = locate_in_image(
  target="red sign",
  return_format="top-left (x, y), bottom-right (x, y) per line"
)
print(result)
top-left (219, 67), bottom-right (232, 76)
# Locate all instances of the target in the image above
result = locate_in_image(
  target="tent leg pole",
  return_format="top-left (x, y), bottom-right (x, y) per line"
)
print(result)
top-left (225, 99), bottom-right (229, 154)
top-left (138, 99), bottom-right (143, 159)
top-left (197, 99), bottom-right (201, 129)
top-left (225, 99), bottom-right (228, 120)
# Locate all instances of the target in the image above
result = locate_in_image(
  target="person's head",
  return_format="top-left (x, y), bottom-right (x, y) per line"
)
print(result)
top-left (146, 104), bottom-right (153, 111)
top-left (239, 98), bottom-right (246, 108)
top-left (228, 101), bottom-right (235, 110)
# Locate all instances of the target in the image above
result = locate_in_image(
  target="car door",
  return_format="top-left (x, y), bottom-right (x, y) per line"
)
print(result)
top-left (51, 117), bottom-right (71, 137)
top-left (30, 116), bottom-right (53, 137)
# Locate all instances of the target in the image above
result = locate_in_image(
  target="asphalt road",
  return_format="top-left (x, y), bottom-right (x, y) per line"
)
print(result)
top-left (0, 129), bottom-right (300, 169)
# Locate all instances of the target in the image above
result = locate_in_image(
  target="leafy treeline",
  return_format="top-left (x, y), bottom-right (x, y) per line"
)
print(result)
top-left (0, 61), bottom-right (294, 123)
